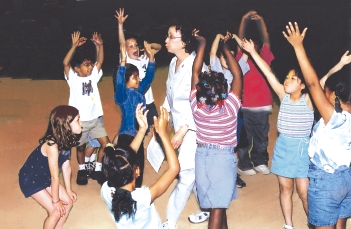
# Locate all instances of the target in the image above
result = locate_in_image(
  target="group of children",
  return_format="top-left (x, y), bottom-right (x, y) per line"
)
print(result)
top-left (18, 8), bottom-right (351, 229)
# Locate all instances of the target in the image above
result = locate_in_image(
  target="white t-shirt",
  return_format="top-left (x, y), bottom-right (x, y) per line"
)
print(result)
top-left (126, 55), bottom-right (154, 104)
top-left (101, 182), bottom-right (161, 229)
top-left (65, 67), bottom-right (103, 121)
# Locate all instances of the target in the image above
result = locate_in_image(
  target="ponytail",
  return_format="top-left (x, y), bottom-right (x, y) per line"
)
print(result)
top-left (110, 187), bottom-right (136, 221)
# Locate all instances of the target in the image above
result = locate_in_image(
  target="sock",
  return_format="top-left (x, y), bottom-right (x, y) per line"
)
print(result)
top-left (78, 164), bottom-right (86, 170)
top-left (89, 153), bottom-right (96, 162)
top-left (95, 162), bottom-right (102, 171)
top-left (84, 157), bottom-right (90, 163)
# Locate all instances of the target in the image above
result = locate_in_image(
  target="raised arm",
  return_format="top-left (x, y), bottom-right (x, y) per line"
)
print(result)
top-left (222, 40), bottom-right (242, 98)
top-left (238, 11), bottom-right (257, 53)
top-left (191, 29), bottom-right (206, 89)
top-left (320, 50), bottom-right (351, 89)
top-left (138, 41), bottom-right (156, 94)
top-left (210, 34), bottom-right (224, 62)
top-left (232, 33), bottom-right (249, 62)
top-left (91, 32), bottom-right (104, 72)
top-left (253, 14), bottom-right (270, 48)
top-left (129, 104), bottom-right (148, 152)
top-left (242, 38), bottom-right (285, 100)
top-left (115, 8), bottom-right (128, 45)
top-left (149, 107), bottom-right (180, 203)
top-left (63, 31), bottom-right (87, 79)
top-left (284, 22), bottom-right (334, 123)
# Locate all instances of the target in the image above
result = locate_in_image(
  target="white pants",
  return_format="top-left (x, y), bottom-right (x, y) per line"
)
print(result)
top-left (166, 130), bottom-right (198, 225)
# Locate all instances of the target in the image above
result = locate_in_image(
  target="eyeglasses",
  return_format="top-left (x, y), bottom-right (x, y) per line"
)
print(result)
top-left (165, 35), bottom-right (182, 40)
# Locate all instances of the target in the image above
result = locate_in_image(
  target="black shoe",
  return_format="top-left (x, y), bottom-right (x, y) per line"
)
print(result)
top-left (85, 161), bottom-right (96, 176)
top-left (90, 170), bottom-right (106, 185)
top-left (236, 174), bottom-right (246, 188)
top-left (76, 170), bottom-right (88, 185)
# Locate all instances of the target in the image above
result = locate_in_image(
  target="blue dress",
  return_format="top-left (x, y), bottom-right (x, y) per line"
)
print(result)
top-left (18, 143), bottom-right (70, 197)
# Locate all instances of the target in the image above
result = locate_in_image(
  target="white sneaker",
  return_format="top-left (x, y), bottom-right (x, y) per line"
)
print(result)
top-left (238, 168), bottom-right (257, 176)
top-left (254, 165), bottom-right (270, 175)
top-left (162, 221), bottom-right (177, 229)
top-left (188, 211), bottom-right (210, 224)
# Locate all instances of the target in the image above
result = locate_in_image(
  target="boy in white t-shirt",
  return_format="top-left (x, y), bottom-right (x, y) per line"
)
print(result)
top-left (112, 8), bottom-right (162, 145)
top-left (63, 31), bottom-right (110, 186)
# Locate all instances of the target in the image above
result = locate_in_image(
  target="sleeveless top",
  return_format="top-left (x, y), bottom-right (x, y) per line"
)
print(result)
top-left (277, 94), bottom-right (314, 138)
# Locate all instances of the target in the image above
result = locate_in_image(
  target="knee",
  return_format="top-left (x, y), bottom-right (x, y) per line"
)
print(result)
top-left (297, 190), bottom-right (308, 202)
top-left (279, 185), bottom-right (293, 195)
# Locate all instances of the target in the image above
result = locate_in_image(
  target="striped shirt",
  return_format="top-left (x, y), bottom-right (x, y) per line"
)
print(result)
top-left (277, 94), bottom-right (314, 138)
top-left (190, 89), bottom-right (241, 146)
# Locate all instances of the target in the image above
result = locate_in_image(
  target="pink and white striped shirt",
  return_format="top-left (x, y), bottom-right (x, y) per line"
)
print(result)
top-left (190, 89), bottom-right (241, 146)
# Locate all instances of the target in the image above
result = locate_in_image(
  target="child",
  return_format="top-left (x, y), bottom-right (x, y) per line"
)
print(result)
top-left (284, 22), bottom-right (351, 229)
top-left (209, 32), bottom-right (250, 188)
top-left (63, 31), bottom-right (110, 185)
top-left (114, 40), bottom-right (156, 188)
top-left (242, 38), bottom-right (314, 229)
top-left (112, 8), bottom-right (162, 145)
top-left (190, 29), bottom-right (243, 229)
top-left (19, 105), bottom-right (80, 229)
top-left (101, 104), bottom-right (180, 229)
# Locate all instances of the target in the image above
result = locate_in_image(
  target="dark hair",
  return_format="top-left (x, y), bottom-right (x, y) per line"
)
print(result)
top-left (289, 65), bottom-right (308, 94)
top-left (125, 64), bottom-right (139, 85)
top-left (169, 24), bottom-right (194, 54)
top-left (325, 70), bottom-right (350, 113)
top-left (39, 105), bottom-right (79, 151)
top-left (102, 145), bottom-right (139, 221)
top-left (71, 52), bottom-right (92, 68)
top-left (195, 71), bottom-right (228, 107)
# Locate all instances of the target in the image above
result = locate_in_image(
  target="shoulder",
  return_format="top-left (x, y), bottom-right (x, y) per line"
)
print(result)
top-left (42, 142), bottom-right (59, 157)
top-left (132, 186), bottom-right (151, 206)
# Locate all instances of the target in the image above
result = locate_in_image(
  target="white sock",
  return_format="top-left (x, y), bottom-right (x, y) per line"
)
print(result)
top-left (90, 153), bottom-right (96, 162)
top-left (95, 162), bottom-right (102, 171)
top-left (84, 157), bottom-right (90, 163)
top-left (78, 164), bottom-right (86, 170)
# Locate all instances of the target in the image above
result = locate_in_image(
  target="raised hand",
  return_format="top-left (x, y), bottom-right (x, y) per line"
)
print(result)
top-left (144, 41), bottom-right (154, 57)
top-left (241, 38), bottom-right (255, 53)
top-left (154, 107), bottom-right (169, 137)
top-left (283, 22), bottom-right (307, 48)
top-left (115, 8), bottom-right (128, 25)
top-left (71, 31), bottom-right (87, 47)
top-left (250, 13), bottom-right (261, 21)
top-left (340, 50), bottom-right (351, 66)
top-left (192, 29), bottom-right (206, 43)
top-left (223, 31), bottom-right (232, 43)
top-left (91, 32), bottom-right (103, 46)
top-left (243, 10), bottom-right (257, 20)
top-left (135, 103), bottom-right (148, 130)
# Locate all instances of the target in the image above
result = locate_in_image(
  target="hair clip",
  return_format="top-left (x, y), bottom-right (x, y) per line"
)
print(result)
top-left (111, 187), bottom-right (116, 194)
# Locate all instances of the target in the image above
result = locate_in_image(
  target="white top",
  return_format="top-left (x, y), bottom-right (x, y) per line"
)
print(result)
top-left (162, 52), bottom-right (208, 132)
top-left (126, 55), bottom-right (154, 104)
top-left (65, 67), bottom-right (103, 121)
top-left (210, 56), bottom-right (250, 90)
top-left (309, 110), bottom-right (351, 173)
top-left (101, 182), bottom-right (162, 229)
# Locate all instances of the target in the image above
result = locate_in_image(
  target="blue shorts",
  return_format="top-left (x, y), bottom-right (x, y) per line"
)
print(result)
top-left (308, 164), bottom-right (351, 227)
top-left (195, 144), bottom-right (237, 208)
top-left (270, 134), bottom-right (310, 178)
top-left (87, 135), bottom-right (100, 148)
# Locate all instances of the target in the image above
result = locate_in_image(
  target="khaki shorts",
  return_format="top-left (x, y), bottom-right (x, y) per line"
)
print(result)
top-left (78, 117), bottom-right (107, 147)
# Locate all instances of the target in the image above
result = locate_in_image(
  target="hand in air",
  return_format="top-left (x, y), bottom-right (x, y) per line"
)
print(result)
top-left (71, 31), bottom-right (87, 47)
top-left (192, 29), bottom-right (206, 43)
top-left (241, 38), bottom-right (255, 53)
top-left (340, 50), bottom-right (351, 66)
top-left (91, 32), bottom-right (103, 46)
top-left (135, 103), bottom-right (149, 130)
top-left (283, 22), bottom-right (307, 48)
top-left (153, 107), bottom-right (169, 138)
top-left (115, 8), bottom-right (128, 25)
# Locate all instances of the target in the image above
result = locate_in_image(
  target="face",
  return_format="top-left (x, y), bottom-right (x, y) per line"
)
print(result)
top-left (165, 26), bottom-right (184, 54)
top-left (126, 71), bottom-right (140, 89)
top-left (70, 115), bottom-right (82, 134)
top-left (126, 38), bottom-right (139, 60)
top-left (74, 60), bottom-right (94, 77)
top-left (284, 70), bottom-right (305, 94)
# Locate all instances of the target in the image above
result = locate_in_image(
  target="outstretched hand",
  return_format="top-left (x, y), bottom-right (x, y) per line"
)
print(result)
top-left (340, 50), bottom-right (351, 66)
top-left (91, 32), bottom-right (103, 46)
top-left (71, 31), bottom-right (87, 47)
top-left (243, 10), bottom-right (257, 20)
top-left (115, 8), bottom-right (128, 25)
top-left (153, 107), bottom-right (169, 138)
top-left (144, 41), bottom-right (155, 57)
top-left (241, 38), bottom-right (255, 53)
top-left (192, 29), bottom-right (206, 43)
top-left (135, 103), bottom-right (148, 130)
top-left (283, 22), bottom-right (307, 48)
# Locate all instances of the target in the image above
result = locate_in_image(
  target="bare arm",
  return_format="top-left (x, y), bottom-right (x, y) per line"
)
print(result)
top-left (320, 50), bottom-right (351, 89)
top-left (63, 31), bottom-right (87, 79)
top-left (61, 159), bottom-right (77, 202)
top-left (232, 33), bottom-right (249, 62)
top-left (242, 38), bottom-right (285, 99)
top-left (253, 14), bottom-right (270, 48)
top-left (210, 34), bottom-right (223, 62)
top-left (284, 22), bottom-right (334, 123)
top-left (191, 29), bottom-right (206, 89)
top-left (129, 104), bottom-right (148, 152)
top-left (238, 11), bottom-right (257, 53)
top-left (91, 32), bottom-right (104, 72)
top-left (150, 43), bottom-right (162, 54)
top-left (149, 107), bottom-right (180, 203)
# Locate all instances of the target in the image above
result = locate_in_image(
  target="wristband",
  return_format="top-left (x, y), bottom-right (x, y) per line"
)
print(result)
top-left (52, 199), bottom-right (60, 204)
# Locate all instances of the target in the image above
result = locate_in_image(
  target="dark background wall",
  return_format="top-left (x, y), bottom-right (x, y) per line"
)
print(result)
top-left (0, 0), bottom-right (349, 81)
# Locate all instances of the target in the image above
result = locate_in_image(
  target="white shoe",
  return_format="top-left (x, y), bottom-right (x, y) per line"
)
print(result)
top-left (188, 211), bottom-right (210, 224)
top-left (283, 224), bottom-right (294, 229)
top-left (162, 221), bottom-right (177, 229)
top-left (254, 165), bottom-right (270, 175)
top-left (238, 168), bottom-right (257, 176)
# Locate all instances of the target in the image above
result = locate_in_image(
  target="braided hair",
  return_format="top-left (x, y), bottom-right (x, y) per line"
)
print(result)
top-left (325, 72), bottom-right (350, 113)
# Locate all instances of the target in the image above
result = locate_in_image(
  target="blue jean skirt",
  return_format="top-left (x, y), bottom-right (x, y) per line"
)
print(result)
top-left (308, 164), bottom-right (351, 227)
top-left (195, 144), bottom-right (237, 208)
top-left (270, 134), bottom-right (310, 178)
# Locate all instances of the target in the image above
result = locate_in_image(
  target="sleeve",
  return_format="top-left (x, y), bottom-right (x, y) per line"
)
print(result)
top-left (236, 50), bottom-right (243, 60)
top-left (189, 89), bottom-right (197, 109)
top-left (134, 187), bottom-right (152, 206)
top-left (65, 68), bottom-right (76, 87)
top-left (91, 66), bottom-right (103, 82)
top-left (138, 62), bottom-right (155, 94)
top-left (227, 91), bottom-right (242, 114)
top-left (210, 57), bottom-right (223, 73)
top-left (114, 66), bottom-right (127, 104)
top-left (260, 45), bottom-right (275, 66)
top-left (238, 56), bottom-right (250, 76)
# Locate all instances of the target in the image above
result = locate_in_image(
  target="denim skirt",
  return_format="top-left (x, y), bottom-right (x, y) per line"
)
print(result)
top-left (195, 144), bottom-right (237, 208)
top-left (270, 134), bottom-right (310, 178)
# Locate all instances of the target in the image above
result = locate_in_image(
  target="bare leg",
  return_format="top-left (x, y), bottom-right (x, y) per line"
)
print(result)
top-left (277, 176), bottom-right (294, 227)
top-left (222, 210), bottom-right (228, 229)
top-left (208, 208), bottom-right (226, 229)
top-left (112, 132), bottom-right (119, 147)
top-left (316, 226), bottom-right (335, 229)
top-left (295, 177), bottom-right (309, 215)
top-left (97, 136), bottom-right (110, 163)
top-left (336, 218), bottom-right (347, 229)
top-left (85, 147), bottom-right (97, 158)
top-left (76, 144), bottom-right (85, 165)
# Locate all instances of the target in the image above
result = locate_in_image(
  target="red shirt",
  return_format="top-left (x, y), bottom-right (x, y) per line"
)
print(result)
top-left (237, 45), bottom-right (274, 107)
